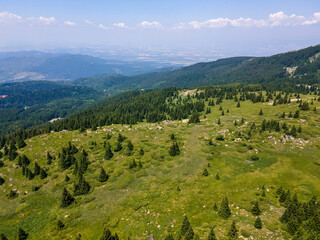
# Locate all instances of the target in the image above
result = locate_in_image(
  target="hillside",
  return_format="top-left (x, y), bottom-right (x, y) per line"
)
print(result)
top-left (0, 85), bottom-right (320, 239)
top-left (0, 51), bottom-right (179, 83)
top-left (0, 81), bottom-right (103, 136)
top-left (71, 45), bottom-right (320, 94)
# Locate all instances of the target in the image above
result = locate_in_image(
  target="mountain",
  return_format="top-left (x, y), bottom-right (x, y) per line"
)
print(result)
top-left (0, 51), bottom-right (180, 83)
top-left (0, 81), bottom-right (102, 136)
top-left (71, 44), bottom-right (320, 94)
top-left (0, 84), bottom-right (319, 239)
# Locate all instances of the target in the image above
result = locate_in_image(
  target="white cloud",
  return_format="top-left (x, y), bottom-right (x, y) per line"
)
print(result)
top-left (113, 22), bottom-right (127, 28)
top-left (137, 21), bottom-right (162, 29)
top-left (37, 16), bottom-right (56, 25)
top-left (98, 23), bottom-right (109, 30)
top-left (84, 19), bottom-right (93, 25)
top-left (0, 11), bottom-right (22, 23)
top-left (268, 11), bottom-right (305, 26)
top-left (64, 21), bottom-right (76, 26)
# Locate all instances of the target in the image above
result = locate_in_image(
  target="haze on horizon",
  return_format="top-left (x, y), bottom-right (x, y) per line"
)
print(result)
top-left (1, 0), bottom-right (320, 60)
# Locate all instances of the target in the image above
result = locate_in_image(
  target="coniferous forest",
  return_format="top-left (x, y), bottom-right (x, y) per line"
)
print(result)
top-left (0, 45), bottom-right (320, 239)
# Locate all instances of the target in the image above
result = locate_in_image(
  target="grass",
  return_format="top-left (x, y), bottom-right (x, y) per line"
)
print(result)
top-left (0, 90), bottom-right (320, 239)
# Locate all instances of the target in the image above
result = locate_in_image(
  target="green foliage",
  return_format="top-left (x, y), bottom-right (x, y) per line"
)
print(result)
top-left (61, 188), bottom-right (74, 208)
top-left (252, 202), bottom-right (261, 216)
top-left (99, 167), bottom-right (109, 182)
top-left (18, 228), bottom-right (28, 240)
top-left (169, 142), bottom-right (180, 156)
top-left (181, 215), bottom-right (191, 236)
top-left (254, 217), bottom-right (262, 229)
top-left (189, 112), bottom-right (200, 124)
top-left (207, 227), bottom-right (217, 240)
top-left (219, 197), bottom-right (231, 219)
top-left (104, 142), bottom-right (114, 160)
top-left (202, 168), bottom-right (209, 176)
top-left (74, 173), bottom-right (90, 196)
top-left (227, 221), bottom-right (238, 240)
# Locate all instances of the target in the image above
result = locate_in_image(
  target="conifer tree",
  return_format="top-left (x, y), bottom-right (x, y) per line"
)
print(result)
top-left (259, 109), bottom-right (263, 115)
top-left (0, 233), bottom-right (8, 240)
top-left (57, 220), bottom-right (65, 230)
top-left (17, 138), bottom-right (27, 149)
top-left (104, 142), bottom-right (114, 160)
top-left (203, 168), bottom-right (209, 176)
top-left (0, 176), bottom-right (5, 186)
top-left (290, 125), bottom-right (297, 137)
top-left (181, 215), bottom-right (191, 236)
top-left (99, 167), bottom-right (109, 182)
top-left (61, 188), bottom-right (74, 207)
top-left (164, 234), bottom-right (174, 240)
top-left (221, 110), bottom-right (225, 116)
top-left (18, 228), bottom-right (28, 240)
top-left (114, 142), bottom-right (122, 152)
top-left (34, 162), bottom-right (40, 175)
top-left (139, 148), bottom-right (144, 156)
top-left (185, 225), bottom-right (194, 240)
top-left (237, 101), bottom-right (240, 108)
top-left (169, 142), bottom-right (180, 156)
top-left (40, 169), bottom-right (47, 179)
top-left (213, 203), bottom-right (218, 211)
top-left (215, 173), bottom-right (220, 180)
top-left (252, 202), bottom-right (261, 216)
top-left (117, 133), bottom-right (125, 142)
top-left (227, 221), bottom-right (238, 240)
top-left (65, 175), bottom-right (70, 182)
top-left (219, 197), bottom-right (231, 219)
top-left (46, 152), bottom-right (53, 165)
top-left (127, 141), bottom-right (134, 151)
top-left (207, 227), bottom-right (217, 240)
top-left (254, 217), bottom-right (262, 229)
top-left (74, 173), bottom-right (90, 196)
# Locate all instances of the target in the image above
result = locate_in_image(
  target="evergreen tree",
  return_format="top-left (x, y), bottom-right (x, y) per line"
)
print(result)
top-left (65, 175), bottom-right (70, 182)
top-left (237, 101), bottom-right (240, 108)
top-left (185, 225), bottom-right (194, 240)
top-left (169, 142), bottom-right (180, 156)
top-left (207, 227), bottom-right (217, 240)
top-left (217, 118), bottom-right (221, 125)
top-left (189, 112), bottom-right (200, 124)
top-left (17, 138), bottom-right (26, 149)
top-left (99, 167), bottom-right (109, 182)
top-left (219, 197), bottom-right (231, 219)
top-left (46, 151), bottom-right (53, 165)
top-left (258, 109), bottom-right (263, 115)
top-left (57, 220), bottom-right (65, 230)
top-left (0, 176), bottom-right (5, 186)
top-left (213, 203), bottom-right (218, 212)
top-left (181, 215), bottom-right (191, 236)
top-left (203, 168), bottom-right (209, 176)
top-left (0, 233), bottom-right (8, 240)
top-left (227, 221), bottom-right (238, 240)
top-left (40, 169), bottom-right (47, 179)
top-left (290, 125), bottom-right (297, 137)
top-left (74, 173), bottom-right (90, 196)
top-left (127, 141), bottom-right (134, 151)
top-left (139, 148), bottom-right (144, 156)
top-left (34, 162), bottom-right (40, 175)
top-left (221, 110), bottom-right (225, 116)
top-left (164, 234), bottom-right (174, 240)
top-left (114, 142), bottom-right (122, 152)
top-left (252, 202), bottom-right (261, 216)
top-left (104, 143), bottom-right (114, 160)
top-left (61, 188), bottom-right (74, 207)
top-left (215, 173), bottom-right (220, 180)
top-left (254, 217), bottom-right (262, 229)
top-left (129, 159), bottom-right (137, 169)
top-left (18, 228), bottom-right (28, 240)
top-left (117, 133), bottom-right (125, 142)
top-left (170, 133), bottom-right (175, 140)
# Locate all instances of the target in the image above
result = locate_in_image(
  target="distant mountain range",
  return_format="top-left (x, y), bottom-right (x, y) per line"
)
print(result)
top-left (0, 51), bottom-right (180, 83)
top-left (71, 44), bottom-right (320, 94)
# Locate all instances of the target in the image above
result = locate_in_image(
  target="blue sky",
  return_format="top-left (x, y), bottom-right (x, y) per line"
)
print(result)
top-left (1, 0), bottom-right (320, 57)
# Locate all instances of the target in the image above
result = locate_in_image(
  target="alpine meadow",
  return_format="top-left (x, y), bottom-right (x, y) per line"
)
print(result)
top-left (1, 1), bottom-right (320, 240)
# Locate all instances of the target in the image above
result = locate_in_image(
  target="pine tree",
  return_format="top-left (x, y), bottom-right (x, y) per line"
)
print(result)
top-left (74, 173), bottom-right (90, 196)
top-left (0, 176), bottom-right (5, 185)
top-left (98, 167), bottom-right (109, 182)
top-left (203, 168), bottom-right (209, 176)
top-left (40, 169), bottom-right (47, 179)
top-left (0, 233), bottom-right (8, 240)
top-left (17, 138), bottom-right (26, 149)
top-left (127, 141), bottom-right (134, 151)
top-left (254, 217), bottom-right (262, 229)
top-left (114, 142), bottom-right (122, 152)
top-left (139, 148), bottom-right (144, 156)
top-left (181, 215), bottom-right (191, 236)
top-left (215, 173), bottom-right (220, 180)
top-left (117, 133), bottom-right (125, 142)
top-left (290, 125), bottom-right (297, 137)
top-left (46, 151), bottom-right (53, 165)
top-left (219, 197), bottom-right (231, 219)
top-left (169, 142), bottom-right (180, 156)
top-left (65, 175), bottom-right (70, 182)
top-left (34, 162), bottom-right (40, 175)
top-left (217, 118), bottom-right (221, 125)
top-left (221, 110), bottom-right (225, 116)
top-left (170, 133), bottom-right (175, 140)
top-left (227, 221), bottom-right (238, 240)
top-left (237, 101), bottom-right (240, 108)
top-left (259, 109), bottom-right (263, 115)
top-left (61, 188), bottom-right (74, 207)
top-left (207, 227), bottom-right (217, 240)
top-left (185, 225), bottom-right (194, 240)
top-left (18, 228), bottom-right (28, 240)
top-left (164, 234), bottom-right (174, 240)
top-left (252, 202), bottom-right (261, 216)
top-left (57, 220), bottom-right (65, 230)
top-left (104, 143), bottom-right (114, 160)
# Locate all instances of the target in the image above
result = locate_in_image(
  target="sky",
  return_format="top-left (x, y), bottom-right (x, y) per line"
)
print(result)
top-left (1, 0), bottom-right (320, 58)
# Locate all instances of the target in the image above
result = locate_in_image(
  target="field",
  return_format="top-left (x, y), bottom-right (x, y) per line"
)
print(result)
top-left (0, 89), bottom-right (320, 239)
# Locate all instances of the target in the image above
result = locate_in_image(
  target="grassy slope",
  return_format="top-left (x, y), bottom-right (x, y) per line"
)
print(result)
top-left (0, 91), bottom-right (320, 239)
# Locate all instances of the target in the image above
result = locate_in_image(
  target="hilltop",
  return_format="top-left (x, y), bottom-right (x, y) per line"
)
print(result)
top-left (0, 85), bottom-right (320, 239)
